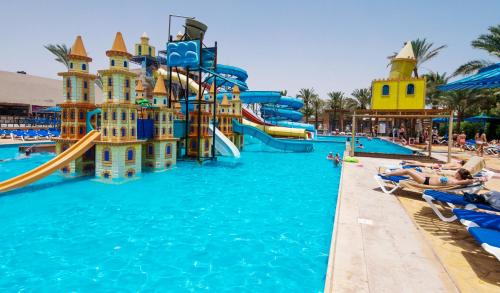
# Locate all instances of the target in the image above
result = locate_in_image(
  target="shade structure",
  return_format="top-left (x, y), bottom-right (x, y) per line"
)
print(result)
top-left (438, 63), bottom-right (500, 91)
top-left (464, 113), bottom-right (500, 123)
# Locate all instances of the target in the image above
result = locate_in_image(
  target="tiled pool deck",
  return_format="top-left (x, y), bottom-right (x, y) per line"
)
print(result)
top-left (325, 156), bottom-right (458, 292)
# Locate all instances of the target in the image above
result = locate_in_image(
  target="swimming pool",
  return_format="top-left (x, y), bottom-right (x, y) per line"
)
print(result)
top-left (0, 139), bottom-right (343, 291)
top-left (317, 136), bottom-right (414, 155)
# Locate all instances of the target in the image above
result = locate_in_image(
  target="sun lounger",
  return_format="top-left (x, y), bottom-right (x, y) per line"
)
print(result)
top-left (452, 208), bottom-right (500, 231)
top-left (373, 174), bottom-right (410, 194)
top-left (466, 227), bottom-right (500, 261)
top-left (422, 190), bottom-right (498, 222)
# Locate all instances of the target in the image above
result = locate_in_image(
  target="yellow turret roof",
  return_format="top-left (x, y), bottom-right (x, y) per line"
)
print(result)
top-left (221, 94), bottom-right (230, 106)
top-left (106, 32), bottom-right (132, 58)
top-left (136, 79), bottom-right (144, 92)
top-left (153, 76), bottom-right (167, 95)
top-left (232, 85), bottom-right (240, 93)
top-left (394, 41), bottom-right (415, 60)
top-left (68, 35), bottom-right (91, 61)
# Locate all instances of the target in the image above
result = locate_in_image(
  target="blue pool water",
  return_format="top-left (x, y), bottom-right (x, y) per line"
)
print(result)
top-left (317, 136), bottom-right (414, 155)
top-left (0, 139), bottom-right (344, 292)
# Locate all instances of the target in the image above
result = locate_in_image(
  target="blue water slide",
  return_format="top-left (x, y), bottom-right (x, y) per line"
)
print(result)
top-left (267, 120), bottom-right (316, 132)
top-left (188, 91), bottom-right (281, 104)
top-left (232, 119), bottom-right (313, 152)
top-left (277, 96), bottom-right (304, 110)
top-left (204, 64), bottom-right (249, 90)
top-left (261, 106), bottom-right (304, 122)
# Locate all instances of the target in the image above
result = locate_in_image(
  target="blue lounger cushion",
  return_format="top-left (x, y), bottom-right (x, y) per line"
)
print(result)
top-left (378, 175), bottom-right (409, 182)
top-left (453, 209), bottom-right (500, 231)
top-left (467, 227), bottom-right (500, 260)
top-left (423, 190), bottom-right (499, 212)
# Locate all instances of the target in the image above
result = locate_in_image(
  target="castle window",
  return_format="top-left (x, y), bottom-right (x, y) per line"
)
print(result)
top-left (67, 93), bottom-right (70, 99)
top-left (138, 46), bottom-right (142, 55)
top-left (124, 61), bottom-right (128, 68)
top-left (70, 127), bottom-right (74, 134)
top-left (79, 126), bottom-right (84, 134)
top-left (79, 111), bottom-right (84, 120)
top-left (162, 127), bottom-right (165, 135)
top-left (63, 110), bottom-right (67, 119)
top-left (122, 111), bottom-right (126, 121)
top-left (169, 127), bottom-right (172, 134)
top-left (407, 84), bottom-right (415, 95)
top-left (221, 109), bottom-right (224, 113)
top-left (70, 110), bottom-right (75, 119)
top-left (103, 128), bottom-right (107, 136)
top-left (125, 79), bottom-right (129, 88)
top-left (62, 126), bottom-right (66, 134)
top-left (125, 92), bottom-right (129, 101)
top-left (121, 127), bottom-right (126, 137)
top-left (111, 60), bottom-right (115, 66)
top-left (163, 99), bottom-right (167, 105)
top-left (155, 127), bottom-right (159, 135)
top-left (155, 114), bottom-right (159, 121)
top-left (70, 63), bottom-right (73, 69)
top-left (103, 148), bottom-right (111, 162)
top-left (205, 140), bottom-right (209, 149)
top-left (131, 112), bottom-right (135, 121)
top-left (108, 91), bottom-right (112, 99)
top-left (162, 114), bottom-right (166, 121)
top-left (112, 128), bottom-right (117, 136)
top-left (83, 81), bottom-right (88, 88)
top-left (382, 85), bottom-right (390, 96)
top-left (166, 144), bottom-right (171, 157)
top-left (112, 112), bottom-right (116, 120)
top-left (147, 144), bottom-right (154, 156)
top-left (108, 77), bottom-right (113, 86)
top-left (103, 111), bottom-right (107, 120)
top-left (67, 79), bottom-right (71, 88)
top-left (126, 148), bottom-right (135, 162)
top-left (169, 114), bottom-right (172, 121)
top-left (82, 64), bottom-right (86, 70)
top-left (148, 47), bottom-right (152, 55)
top-left (84, 93), bottom-right (88, 101)
top-left (154, 98), bottom-right (157, 104)
top-left (131, 127), bottom-right (135, 136)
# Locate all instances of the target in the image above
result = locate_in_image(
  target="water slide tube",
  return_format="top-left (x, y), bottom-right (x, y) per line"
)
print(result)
top-left (242, 119), bottom-right (307, 139)
top-left (0, 130), bottom-right (101, 193)
top-left (208, 124), bottom-right (240, 158)
top-left (156, 68), bottom-right (206, 95)
top-left (232, 119), bottom-right (313, 152)
top-left (204, 64), bottom-right (249, 91)
top-left (261, 106), bottom-right (303, 122)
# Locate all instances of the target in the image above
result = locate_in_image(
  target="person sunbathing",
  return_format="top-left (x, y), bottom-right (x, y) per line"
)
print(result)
top-left (401, 159), bottom-right (466, 170)
top-left (383, 168), bottom-right (486, 186)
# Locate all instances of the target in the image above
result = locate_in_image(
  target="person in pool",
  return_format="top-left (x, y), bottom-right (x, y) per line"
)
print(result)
top-left (402, 159), bottom-right (466, 170)
top-left (383, 168), bottom-right (486, 186)
top-left (334, 153), bottom-right (342, 166)
top-left (327, 152), bottom-right (334, 160)
top-left (357, 143), bottom-right (364, 149)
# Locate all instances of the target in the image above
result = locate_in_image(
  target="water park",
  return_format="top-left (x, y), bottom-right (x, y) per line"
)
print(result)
top-left (0, 3), bottom-right (500, 292)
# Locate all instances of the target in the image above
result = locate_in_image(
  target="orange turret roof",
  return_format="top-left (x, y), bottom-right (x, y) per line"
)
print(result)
top-left (153, 76), bottom-right (167, 95)
top-left (68, 36), bottom-right (92, 62)
top-left (106, 32), bottom-right (132, 58)
top-left (232, 85), bottom-right (240, 93)
top-left (221, 94), bottom-right (230, 106)
top-left (136, 79), bottom-right (144, 92)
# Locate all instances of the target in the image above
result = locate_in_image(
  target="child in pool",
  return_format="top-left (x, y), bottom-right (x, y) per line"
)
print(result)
top-left (357, 143), bottom-right (364, 149)
top-left (327, 152), bottom-right (334, 160)
top-left (334, 154), bottom-right (341, 166)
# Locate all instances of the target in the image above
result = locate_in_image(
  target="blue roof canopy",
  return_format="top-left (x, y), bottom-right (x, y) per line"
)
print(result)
top-left (438, 63), bottom-right (500, 91)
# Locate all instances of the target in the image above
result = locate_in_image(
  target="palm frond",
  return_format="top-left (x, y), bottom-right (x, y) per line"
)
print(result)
top-left (44, 44), bottom-right (70, 69)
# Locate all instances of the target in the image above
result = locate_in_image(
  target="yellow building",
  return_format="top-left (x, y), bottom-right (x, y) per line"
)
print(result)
top-left (371, 42), bottom-right (426, 110)
top-left (54, 36), bottom-right (98, 176)
top-left (134, 32), bottom-right (155, 57)
top-left (95, 32), bottom-right (142, 181)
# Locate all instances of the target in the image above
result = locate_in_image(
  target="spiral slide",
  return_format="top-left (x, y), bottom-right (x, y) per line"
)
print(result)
top-left (0, 130), bottom-right (101, 193)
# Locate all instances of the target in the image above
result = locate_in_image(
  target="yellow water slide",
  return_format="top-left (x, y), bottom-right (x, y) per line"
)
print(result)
top-left (0, 130), bottom-right (101, 193)
top-left (156, 68), bottom-right (204, 95)
top-left (242, 119), bottom-right (308, 139)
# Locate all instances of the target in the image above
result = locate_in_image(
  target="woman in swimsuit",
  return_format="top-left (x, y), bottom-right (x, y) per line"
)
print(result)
top-left (475, 129), bottom-right (487, 157)
top-left (401, 159), bottom-right (466, 170)
top-left (383, 168), bottom-right (486, 186)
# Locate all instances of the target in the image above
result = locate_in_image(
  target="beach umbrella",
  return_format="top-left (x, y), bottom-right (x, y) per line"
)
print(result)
top-left (39, 106), bottom-right (61, 113)
top-left (464, 113), bottom-right (500, 123)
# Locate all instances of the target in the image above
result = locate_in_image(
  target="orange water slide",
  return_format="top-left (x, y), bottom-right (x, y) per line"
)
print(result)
top-left (0, 130), bottom-right (100, 193)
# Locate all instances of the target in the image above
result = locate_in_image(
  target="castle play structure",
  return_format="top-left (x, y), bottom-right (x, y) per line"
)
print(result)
top-left (0, 19), bottom-right (314, 192)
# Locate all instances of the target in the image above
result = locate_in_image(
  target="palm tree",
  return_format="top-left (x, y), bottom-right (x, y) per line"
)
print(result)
top-left (436, 89), bottom-right (480, 130)
top-left (45, 43), bottom-right (104, 90)
top-left (280, 90), bottom-right (288, 96)
top-left (311, 96), bottom-right (325, 130)
top-left (297, 88), bottom-right (317, 123)
top-left (351, 88), bottom-right (371, 109)
top-left (423, 71), bottom-right (449, 107)
top-left (44, 44), bottom-right (70, 69)
top-left (454, 25), bottom-right (500, 76)
top-left (388, 39), bottom-right (447, 77)
top-left (327, 91), bottom-right (357, 131)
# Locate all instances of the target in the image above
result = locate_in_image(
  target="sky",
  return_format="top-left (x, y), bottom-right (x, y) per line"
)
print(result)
top-left (1, 0), bottom-right (499, 99)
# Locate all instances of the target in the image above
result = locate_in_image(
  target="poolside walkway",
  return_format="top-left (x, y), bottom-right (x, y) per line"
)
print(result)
top-left (325, 157), bottom-right (458, 293)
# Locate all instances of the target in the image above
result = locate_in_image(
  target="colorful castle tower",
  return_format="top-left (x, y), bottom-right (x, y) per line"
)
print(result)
top-left (95, 32), bottom-right (142, 181)
top-left (142, 76), bottom-right (177, 171)
top-left (188, 94), bottom-right (212, 158)
top-left (134, 32), bottom-right (155, 58)
top-left (371, 42), bottom-right (426, 109)
top-left (231, 86), bottom-right (244, 149)
top-left (54, 36), bottom-right (98, 176)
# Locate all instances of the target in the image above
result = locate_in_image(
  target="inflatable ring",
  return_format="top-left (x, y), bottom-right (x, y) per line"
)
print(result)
top-left (343, 156), bottom-right (359, 163)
